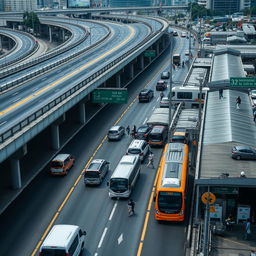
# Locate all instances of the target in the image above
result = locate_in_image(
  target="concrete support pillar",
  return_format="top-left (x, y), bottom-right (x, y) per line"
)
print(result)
top-left (10, 158), bottom-right (22, 189)
top-left (62, 28), bottom-right (65, 42)
top-left (51, 124), bottom-right (60, 150)
top-left (116, 73), bottom-right (121, 88)
top-left (49, 26), bottom-right (52, 43)
top-left (79, 102), bottom-right (86, 124)
top-left (156, 42), bottom-right (160, 55)
top-left (139, 55), bottom-right (144, 70)
top-left (10, 145), bottom-right (27, 189)
top-left (129, 63), bottom-right (134, 79)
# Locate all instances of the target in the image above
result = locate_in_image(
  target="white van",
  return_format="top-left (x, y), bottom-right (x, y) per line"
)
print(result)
top-left (171, 86), bottom-right (209, 108)
top-left (39, 224), bottom-right (86, 256)
top-left (108, 155), bottom-right (140, 198)
top-left (126, 139), bottom-right (149, 162)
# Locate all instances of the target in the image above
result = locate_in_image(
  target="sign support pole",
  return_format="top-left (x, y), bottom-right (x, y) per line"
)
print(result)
top-left (202, 186), bottom-right (210, 256)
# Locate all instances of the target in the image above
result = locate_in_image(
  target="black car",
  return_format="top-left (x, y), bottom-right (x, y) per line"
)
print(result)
top-left (139, 89), bottom-right (154, 103)
top-left (134, 125), bottom-right (152, 140)
top-left (231, 145), bottom-right (256, 160)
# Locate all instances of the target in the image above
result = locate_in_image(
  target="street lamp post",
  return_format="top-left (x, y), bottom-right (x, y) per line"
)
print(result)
top-left (168, 32), bottom-right (173, 143)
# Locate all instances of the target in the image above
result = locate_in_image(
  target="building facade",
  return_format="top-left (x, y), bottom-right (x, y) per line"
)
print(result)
top-left (210, 0), bottom-right (240, 14)
top-left (4, 0), bottom-right (38, 11)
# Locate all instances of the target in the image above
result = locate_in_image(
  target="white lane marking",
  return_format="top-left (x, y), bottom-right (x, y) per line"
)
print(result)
top-left (41, 77), bottom-right (47, 81)
top-left (32, 88), bottom-right (39, 92)
top-left (157, 97), bottom-right (160, 102)
top-left (109, 202), bottom-right (117, 221)
top-left (98, 227), bottom-right (108, 248)
top-left (0, 121), bottom-right (7, 126)
top-left (12, 97), bottom-right (20, 103)
top-left (143, 118), bottom-right (147, 124)
top-left (152, 106), bottom-right (155, 111)
top-left (94, 253), bottom-right (98, 256)
top-left (118, 233), bottom-right (123, 245)
top-left (12, 92), bottom-right (19, 96)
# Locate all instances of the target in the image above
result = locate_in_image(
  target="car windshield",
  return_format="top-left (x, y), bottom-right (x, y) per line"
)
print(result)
top-left (128, 148), bottom-right (141, 154)
top-left (110, 178), bottom-right (128, 193)
top-left (158, 191), bottom-right (182, 214)
top-left (40, 249), bottom-right (66, 256)
top-left (140, 91), bottom-right (148, 95)
top-left (109, 130), bottom-right (118, 134)
top-left (88, 162), bottom-right (101, 170)
top-left (138, 127), bottom-right (148, 133)
top-left (51, 161), bottom-right (63, 168)
top-left (84, 171), bottom-right (100, 178)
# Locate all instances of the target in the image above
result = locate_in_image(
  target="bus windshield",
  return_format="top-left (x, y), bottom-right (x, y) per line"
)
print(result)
top-left (158, 191), bottom-right (182, 214)
top-left (41, 249), bottom-right (66, 256)
top-left (149, 133), bottom-right (163, 141)
top-left (110, 178), bottom-right (128, 193)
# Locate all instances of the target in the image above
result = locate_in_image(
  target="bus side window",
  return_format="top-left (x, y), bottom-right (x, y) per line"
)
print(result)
top-left (198, 93), bottom-right (205, 99)
top-left (177, 92), bottom-right (192, 99)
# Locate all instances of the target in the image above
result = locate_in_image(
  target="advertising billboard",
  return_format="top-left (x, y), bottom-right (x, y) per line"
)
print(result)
top-left (67, 0), bottom-right (90, 8)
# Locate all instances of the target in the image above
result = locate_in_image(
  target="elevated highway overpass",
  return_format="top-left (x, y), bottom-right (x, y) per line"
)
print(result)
top-left (0, 15), bottom-right (170, 213)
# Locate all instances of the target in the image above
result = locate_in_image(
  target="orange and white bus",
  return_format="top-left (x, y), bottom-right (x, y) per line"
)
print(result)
top-left (154, 142), bottom-right (189, 221)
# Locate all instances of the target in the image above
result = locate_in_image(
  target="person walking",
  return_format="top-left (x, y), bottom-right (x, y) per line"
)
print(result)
top-left (126, 125), bottom-right (130, 136)
top-left (219, 88), bottom-right (223, 99)
top-left (236, 96), bottom-right (241, 109)
top-left (147, 151), bottom-right (155, 168)
top-left (244, 219), bottom-right (251, 240)
top-left (160, 91), bottom-right (164, 100)
top-left (253, 110), bottom-right (256, 122)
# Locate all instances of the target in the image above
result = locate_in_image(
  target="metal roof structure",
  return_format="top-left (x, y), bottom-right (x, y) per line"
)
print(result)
top-left (196, 90), bottom-right (256, 185)
top-left (209, 48), bottom-right (245, 88)
top-left (186, 68), bottom-right (208, 87)
top-left (193, 58), bottom-right (212, 68)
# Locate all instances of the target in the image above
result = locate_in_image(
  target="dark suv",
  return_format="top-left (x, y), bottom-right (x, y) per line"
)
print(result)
top-left (134, 125), bottom-right (152, 140)
top-left (139, 89), bottom-right (154, 102)
top-left (156, 80), bottom-right (167, 91)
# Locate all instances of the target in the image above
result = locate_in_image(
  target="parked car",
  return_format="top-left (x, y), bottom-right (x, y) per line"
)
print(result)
top-left (250, 90), bottom-right (256, 99)
top-left (185, 50), bottom-right (190, 56)
top-left (156, 80), bottom-right (167, 91)
top-left (134, 124), bottom-right (152, 141)
top-left (231, 145), bottom-right (256, 160)
top-left (161, 71), bottom-right (170, 79)
top-left (160, 97), bottom-right (169, 108)
top-left (84, 159), bottom-right (109, 185)
top-left (108, 126), bottom-right (125, 141)
top-left (139, 89), bottom-right (154, 102)
top-left (173, 31), bottom-right (178, 36)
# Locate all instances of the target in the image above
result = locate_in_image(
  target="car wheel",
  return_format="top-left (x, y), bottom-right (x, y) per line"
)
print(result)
top-left (236, 155), bottom-right (241, 160)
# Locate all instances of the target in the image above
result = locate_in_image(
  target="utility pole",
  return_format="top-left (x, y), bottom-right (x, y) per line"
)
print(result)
top-left (188, 0), bottom-right (192, 61)
top-left (168, 32), bottom-right (173, 143)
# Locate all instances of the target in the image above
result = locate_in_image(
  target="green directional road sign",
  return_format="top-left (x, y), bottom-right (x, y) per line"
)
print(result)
top-left (144, 50), bottom-right (156, 57)
top-left (92, 88), bottom-right (128, 104)
top-left (230, 77), bottom-right (256, 87)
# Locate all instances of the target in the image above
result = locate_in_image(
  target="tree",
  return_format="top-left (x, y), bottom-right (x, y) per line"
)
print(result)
top-left (23, 12), bottom-right (40, 34)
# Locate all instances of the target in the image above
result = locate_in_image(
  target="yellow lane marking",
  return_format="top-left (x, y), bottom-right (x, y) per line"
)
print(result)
top-left (31, 34), bottom-right (183, 256)
top-left (1, 26), bottom-right (136, 116)
top-left (137, 156), bottom-right (162, 256)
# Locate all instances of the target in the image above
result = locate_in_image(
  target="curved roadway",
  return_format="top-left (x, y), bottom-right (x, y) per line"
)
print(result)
top-left (0, 21), bottom-right (151, 135)
top-left (0, 28), bottom-right (37, 67)
top-left (0, 32), bottom-right (191, 256)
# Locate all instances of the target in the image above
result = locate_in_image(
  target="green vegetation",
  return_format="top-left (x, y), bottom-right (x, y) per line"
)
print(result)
top-left (23, 12), bottom-right (40, 33)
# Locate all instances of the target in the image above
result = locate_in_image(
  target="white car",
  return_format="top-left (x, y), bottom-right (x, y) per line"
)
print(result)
top-left (250, 90), bottom-right (256, 99)
top-left (185, 50), bottom-right (190, 56)
top-left (160, 97), bottom-right (169, 108)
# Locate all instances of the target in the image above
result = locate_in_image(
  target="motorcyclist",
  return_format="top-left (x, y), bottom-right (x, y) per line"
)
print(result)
top-left (160, 91), bottom-right (164, 100)
top-left (128, 199), bottom-right (135, 216)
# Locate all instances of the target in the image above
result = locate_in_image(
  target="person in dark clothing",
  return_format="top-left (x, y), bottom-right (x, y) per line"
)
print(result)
top-left (236, 96), bottom-right (241, 109)
top-left (128, 199), bottom-right (135, 216)
top-left (126, 125), bottom-right (130, 135)
top-left (219, 89), bottom-right (223, 99)
top-left (253, 110), bottom-right (256, 122)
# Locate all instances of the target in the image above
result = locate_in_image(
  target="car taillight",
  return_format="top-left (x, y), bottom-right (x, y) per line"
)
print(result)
top-left (65, 253), bottom-right (70, 256)
top-left (140, 153), bottom-right (144, 156)
top-left (144, 134), bottom-right (147, 137)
